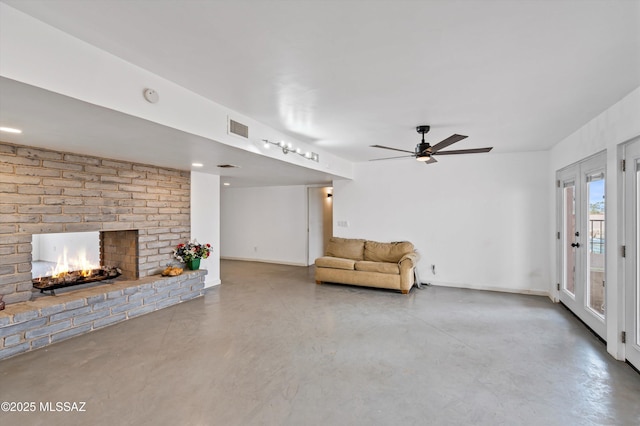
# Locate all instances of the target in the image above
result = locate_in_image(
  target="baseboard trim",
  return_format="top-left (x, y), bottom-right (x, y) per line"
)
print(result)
top-left (425, 281), bottom-right (549, 297)
top-left (220, 256), bottom-right (308, 267)
top-left (204, 278), bottom-right (221, 289)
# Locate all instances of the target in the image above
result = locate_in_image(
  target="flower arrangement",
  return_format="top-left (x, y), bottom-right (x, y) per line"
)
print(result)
top-left (173, 241), bottom-right (213, 263)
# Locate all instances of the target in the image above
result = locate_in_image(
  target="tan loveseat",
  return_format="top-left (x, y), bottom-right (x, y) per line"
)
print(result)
top-left (315, 237), bottom-right (420, 294)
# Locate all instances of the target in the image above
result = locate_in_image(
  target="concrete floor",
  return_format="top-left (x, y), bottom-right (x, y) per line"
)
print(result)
top-left (1, 260), bottom-right (639, 425)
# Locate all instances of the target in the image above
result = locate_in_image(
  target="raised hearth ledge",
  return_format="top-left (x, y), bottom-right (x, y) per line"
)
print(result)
top-left (0, 270), bottom-right (207, 361)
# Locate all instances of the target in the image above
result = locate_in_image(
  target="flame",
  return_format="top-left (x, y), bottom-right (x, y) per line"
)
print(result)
top-left (48, 247), bottom-right (99, 278)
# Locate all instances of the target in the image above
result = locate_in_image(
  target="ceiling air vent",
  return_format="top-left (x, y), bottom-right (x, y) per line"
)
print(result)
top-left (217, 164), bottom-right (240, 169)
top-left (229, 119), bottom-right (249, 138)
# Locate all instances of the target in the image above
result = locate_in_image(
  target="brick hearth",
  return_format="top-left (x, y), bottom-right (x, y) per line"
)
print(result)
top-left (0, 270), bottom-right (206, 360)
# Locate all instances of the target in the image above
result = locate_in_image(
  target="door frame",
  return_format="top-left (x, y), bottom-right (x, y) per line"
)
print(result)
top-left (557, 167), bottom-right (579, 308)
top-left (622, 137), bottom-right (640, 369)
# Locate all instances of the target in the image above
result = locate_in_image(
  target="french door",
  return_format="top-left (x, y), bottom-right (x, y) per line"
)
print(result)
top-left (624, 138), bottom-right (640, 369)
top-left (557, 152), bottom-right (606, 339)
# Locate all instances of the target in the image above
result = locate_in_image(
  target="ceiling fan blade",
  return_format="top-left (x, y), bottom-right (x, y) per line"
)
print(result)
top-left (370, 144), bottom-right (415, 154)
top-left (369, 155), bottom-right (415, 161)
top-left (434, 147), bottom-right (493, 155)
top-left (428, 134), bottom-right (468, 153)
top-left (425, 157), bottom-right (438, 164)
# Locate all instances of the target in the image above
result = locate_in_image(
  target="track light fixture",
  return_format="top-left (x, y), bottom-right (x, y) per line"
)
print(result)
top-left (262, 139), bottom-right (319, 162)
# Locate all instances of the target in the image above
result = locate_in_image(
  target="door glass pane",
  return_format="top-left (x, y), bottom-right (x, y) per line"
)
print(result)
top-left (564, 183), bottom-right (576, 296)
top-left (587, 174), bottom-right (605, 317)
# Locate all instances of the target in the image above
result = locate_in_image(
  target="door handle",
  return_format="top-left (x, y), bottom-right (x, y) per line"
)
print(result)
top-left (571, 242), bottom-right (581, 248)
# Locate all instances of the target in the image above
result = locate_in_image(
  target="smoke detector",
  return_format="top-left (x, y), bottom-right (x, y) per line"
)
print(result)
top-left (143, 88), bottom-right (159, 103)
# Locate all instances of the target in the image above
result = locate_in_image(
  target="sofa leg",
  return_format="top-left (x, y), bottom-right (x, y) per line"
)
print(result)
top-left (316, 280), bottom-right (322, 285)
top-left (401, 289), bottom-right (409, 295)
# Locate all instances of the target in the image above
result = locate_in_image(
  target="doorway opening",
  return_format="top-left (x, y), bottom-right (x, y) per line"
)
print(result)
top-left (307, 186), bottom-right (333, 265)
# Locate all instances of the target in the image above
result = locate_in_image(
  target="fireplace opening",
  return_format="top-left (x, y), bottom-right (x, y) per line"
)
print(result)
top-left (30, 230), bottom-right (139, 295)
top-left (32, 231), bottom-right (100, 279)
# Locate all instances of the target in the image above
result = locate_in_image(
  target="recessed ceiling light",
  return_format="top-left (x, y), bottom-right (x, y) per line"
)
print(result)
top-left (0, 127), bottom-right (22, 134)
top-left (192, 163), bottom-right (204, 167)
top-left (223, 182), bottom-right (231, 186)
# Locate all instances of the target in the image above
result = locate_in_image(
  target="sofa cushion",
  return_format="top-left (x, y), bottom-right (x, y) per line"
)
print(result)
top-left (325, 237), bottom-right (366, 260)
top-left (364, 241), bottom-right (414, 263)
top-left (315, 256), bottom-right (356, 270)
top-left (354, 261), bottom-right (400, 275)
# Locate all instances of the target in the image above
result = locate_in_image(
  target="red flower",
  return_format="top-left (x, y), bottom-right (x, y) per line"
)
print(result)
top-left (173, 241), bottom-right (212, 263)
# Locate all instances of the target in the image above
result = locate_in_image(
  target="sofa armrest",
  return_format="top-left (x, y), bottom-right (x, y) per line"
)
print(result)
top-left (398, 251), bottom-right (419, 293)
top-left (398, 251), bottom-right (420, 267)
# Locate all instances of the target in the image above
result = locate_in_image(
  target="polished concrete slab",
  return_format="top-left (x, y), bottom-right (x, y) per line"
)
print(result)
top-left (1, 260), bottom-right (639, 425)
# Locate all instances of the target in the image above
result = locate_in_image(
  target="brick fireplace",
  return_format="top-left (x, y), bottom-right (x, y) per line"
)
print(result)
top-left (0, 141), bottom-right (191, 305)
top-left (0, 141), bottom-right (208, 360)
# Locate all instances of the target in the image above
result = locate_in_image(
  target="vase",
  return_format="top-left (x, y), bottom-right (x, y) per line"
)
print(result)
top-left (187, 258), bottom-right (201, 270)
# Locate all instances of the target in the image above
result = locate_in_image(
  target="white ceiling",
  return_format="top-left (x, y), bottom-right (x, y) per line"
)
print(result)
top-left (1, 0), bottom-right (639, 178)
top-left (0, 77), bottom-right (337, 187)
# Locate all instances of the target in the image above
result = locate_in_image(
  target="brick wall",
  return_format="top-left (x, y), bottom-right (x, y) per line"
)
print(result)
top-left (100, 230), bottom-right (139, 280)
top-left (0, 142), bottom-right (191, 305)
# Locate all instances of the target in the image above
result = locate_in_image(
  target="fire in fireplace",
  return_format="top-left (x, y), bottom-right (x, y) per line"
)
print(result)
top-left (32, 265), bottom-right (121, 294)
top-left (31, 231), bottom-right (121, 295)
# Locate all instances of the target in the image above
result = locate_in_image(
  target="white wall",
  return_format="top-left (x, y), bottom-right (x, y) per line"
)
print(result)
top-left (549, 87), bottom-right (640, 359)
top-left (191, 172), bottom-right (221, 288)
top-left (333, 151), bottom-right (550, 295)
top-left (221, 186), bottom-right (308, 266)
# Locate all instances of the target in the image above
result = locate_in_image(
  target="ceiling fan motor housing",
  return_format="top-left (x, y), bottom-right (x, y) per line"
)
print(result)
top-left (417, 142), bottom-right (431, 156)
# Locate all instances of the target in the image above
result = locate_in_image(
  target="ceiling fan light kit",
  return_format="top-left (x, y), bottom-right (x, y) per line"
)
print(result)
top-left (370, 125), bottom-right (493, 165)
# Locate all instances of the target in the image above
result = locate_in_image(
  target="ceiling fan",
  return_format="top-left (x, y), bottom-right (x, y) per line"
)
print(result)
top-left (370, 125), bottom-right (493, 164)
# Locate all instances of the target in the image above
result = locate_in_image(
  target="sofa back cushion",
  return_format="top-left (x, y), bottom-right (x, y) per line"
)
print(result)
top-left (364, 241), bottom-right (414, 263)
top-left (325, 237), bottom-right (366, 260)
